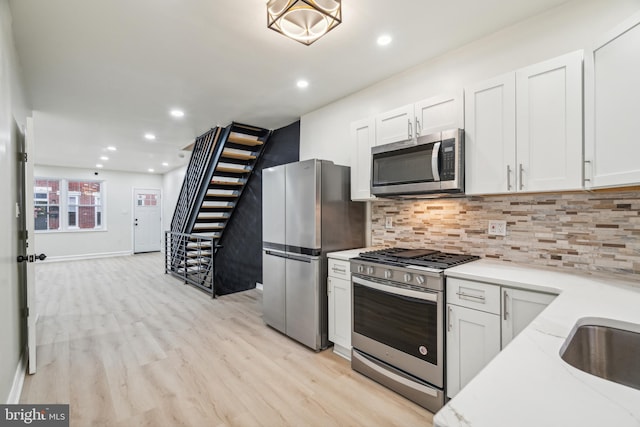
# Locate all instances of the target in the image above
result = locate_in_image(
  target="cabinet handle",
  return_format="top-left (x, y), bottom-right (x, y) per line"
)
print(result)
top-left (327, 278), bottom-right (331, 295)
top-left (415, 117), bottom-right (421, 137)
top-left (332, 267), bottom-right (346, 273)
top-left (503, 291), bottom-right (509, 321)
top-left (507, 165), bottom-right (512, 191)
top-left (447, 306), bottom-right (453, 332)
top-left (408, 119), bottom-right (413, 139)
top-left (519, 164), bottom-right (524, 190)
top-left (584, 160), bottom-right (592, 183)
top-left (456, 291), bottom-right (486, 303)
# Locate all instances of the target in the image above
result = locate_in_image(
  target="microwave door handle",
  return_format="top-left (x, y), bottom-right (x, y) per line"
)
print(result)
top-left (431, 141), bottom-right (441, 181)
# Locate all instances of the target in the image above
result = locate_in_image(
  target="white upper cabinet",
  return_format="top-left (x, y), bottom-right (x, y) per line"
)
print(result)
top-left (415, 91), bottom-right (464, 137)
top-left (375, 93), bottom-right (464, 146)
top-left (465, 51), bottom-right (583, 195)
top-left (585, 12), bottom-right (640, 189)
top-left (465, 74), bottom-right (516, 194)
top-left (375, 104), bottom-right (414, 145)
top-left (350, 117), bottom-right (376, 200)
top-left (516, 50), bottom-right (583, 193)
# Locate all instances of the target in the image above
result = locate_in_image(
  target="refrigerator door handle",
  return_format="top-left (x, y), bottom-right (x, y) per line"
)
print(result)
top-left (287, 253), bottom-right (312, 263)
top-left (264, 250), bottom-right (288, 259)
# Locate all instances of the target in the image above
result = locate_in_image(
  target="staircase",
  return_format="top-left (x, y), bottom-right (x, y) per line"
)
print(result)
top-left (166, 122), bottom-right (271, 296)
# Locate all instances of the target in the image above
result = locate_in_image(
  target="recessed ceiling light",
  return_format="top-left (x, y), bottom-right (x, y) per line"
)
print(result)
top-left (377, 35), bottom-right (392, 46)
top-left (148, 168), bottom-right (155, 173)
top-left (96, 164), bottom-right (104, 168)
top-left (297, 80), bottom-right (309, 89)
top-left (144, 133), bottom-right (156, 141)
top-left (162, 162), bottom-right (169, 167)
top-left (170, 109), bottom-right (184, 118)
top-left (100, 156), bottom-right (109, 161)
top-left (107, 146), bottom-right (117, 151)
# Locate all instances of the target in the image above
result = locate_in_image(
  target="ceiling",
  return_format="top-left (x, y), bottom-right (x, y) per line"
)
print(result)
top-left (9, 0), bottom-right (571, 174)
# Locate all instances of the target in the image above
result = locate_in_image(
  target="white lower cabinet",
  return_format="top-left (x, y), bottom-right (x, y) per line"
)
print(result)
top-left (446, 278), bottom-right (501, 398)
top-left (327, 257), bottom-right (353, 359)
top-left (446, 304), bottom-right (501, 398)
top-left (446, 277), bottom-right (556, 398)
top-left (501, 287), bottom-right (556, 348)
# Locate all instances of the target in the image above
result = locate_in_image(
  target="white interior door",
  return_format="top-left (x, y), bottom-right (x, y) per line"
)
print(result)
top-left (133, 188), bottom-right (161, 253)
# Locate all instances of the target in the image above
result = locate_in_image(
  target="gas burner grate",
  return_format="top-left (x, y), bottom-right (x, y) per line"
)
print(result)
top-left (359, 247), bottom-right (478, 269)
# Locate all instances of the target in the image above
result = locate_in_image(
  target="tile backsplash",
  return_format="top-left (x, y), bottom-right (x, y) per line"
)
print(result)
top-left (371, 190), bottom-right (640, 278)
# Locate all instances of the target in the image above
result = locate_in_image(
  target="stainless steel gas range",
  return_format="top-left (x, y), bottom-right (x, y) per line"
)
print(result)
top-left (350, 248), bottom-right (478, 413)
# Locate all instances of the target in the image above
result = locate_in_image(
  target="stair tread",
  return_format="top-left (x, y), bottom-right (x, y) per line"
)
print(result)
top-left (216, 166), bottom-right (251, 174)
top-left (227, 134), bottom-right (264, 146)
top-left (210, 180), bottom-right (245, 186)
top-left (222, 150), bottom-right (256, 160)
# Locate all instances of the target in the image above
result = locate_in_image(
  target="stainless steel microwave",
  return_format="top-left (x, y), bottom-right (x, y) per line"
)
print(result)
top-left (371, 128), bottom-right (464, 197)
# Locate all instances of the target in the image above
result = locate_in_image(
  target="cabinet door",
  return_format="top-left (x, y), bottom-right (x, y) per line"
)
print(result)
top-left (516, 50), bottom-right (583, 192)
top-left (415, 91), bottom-right (464, 136)
top-left (446, 304), bottom-right (501, 398)
top-left (375, 104), bottom-right (414, 145)
top-left (585, 12), bottom-right (640, 188)
top-left (328, 276), bottom-right (352, 354)
top-left (350, 118), bottom-right (376, 200)
top-left (501, 288), bottom-right (556, 348)
top-left (464, 74), bottom-right (516, 195)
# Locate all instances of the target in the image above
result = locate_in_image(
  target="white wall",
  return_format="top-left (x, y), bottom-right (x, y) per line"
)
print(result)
top-left (0, 0), bottom-right (29, 403)
top-left (162, 165), bottom-right (186, 236)
top-left (300, 0), bottom-right (640, 164)
top-left (34, 165), bottom-right (162, 260)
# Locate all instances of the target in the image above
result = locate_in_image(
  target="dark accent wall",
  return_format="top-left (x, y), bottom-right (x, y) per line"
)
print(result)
top-left (214, 121), bottom-right (300, 295)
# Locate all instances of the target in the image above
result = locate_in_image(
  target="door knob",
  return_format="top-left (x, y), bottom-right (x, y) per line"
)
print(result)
top-left (17, 253), bottom-right (47, 263)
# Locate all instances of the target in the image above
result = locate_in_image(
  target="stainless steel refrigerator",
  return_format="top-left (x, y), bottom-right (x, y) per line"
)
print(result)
top-left (262, 159), bottom-right (364, 350)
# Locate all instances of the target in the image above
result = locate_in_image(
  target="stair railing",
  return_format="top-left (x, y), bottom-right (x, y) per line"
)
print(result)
top-left (165, 231), bottom-right (218, 297)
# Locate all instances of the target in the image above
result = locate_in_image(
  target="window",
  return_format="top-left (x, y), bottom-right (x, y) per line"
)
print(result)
top-left (34, 178), bottom-right (105, 232)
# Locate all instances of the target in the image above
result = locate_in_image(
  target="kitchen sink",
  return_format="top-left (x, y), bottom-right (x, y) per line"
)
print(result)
top-left (560, 318), bottom-right (640, 391)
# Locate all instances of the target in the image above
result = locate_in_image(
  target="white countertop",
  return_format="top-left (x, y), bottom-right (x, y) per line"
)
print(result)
top-left (326, 247), bottom-right (382, 261)
top-left (435, 260), bottom-right (640, 427)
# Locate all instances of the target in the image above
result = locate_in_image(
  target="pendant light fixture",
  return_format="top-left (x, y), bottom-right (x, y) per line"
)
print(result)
top-left (267, 0), bottom-right (342, 46)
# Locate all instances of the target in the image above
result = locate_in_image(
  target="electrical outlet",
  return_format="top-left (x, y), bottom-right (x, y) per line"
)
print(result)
top-left (488, 220), bottom-right (507, 236)
top-left (385, 216), bottom-right (393, 229)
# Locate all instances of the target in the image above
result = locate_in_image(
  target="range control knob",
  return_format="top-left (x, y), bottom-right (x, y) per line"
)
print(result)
top-left (415, 275), bottom-right (425, 285)
top-left (384, 270), bottom-right (392, 279)
top-left (357, 265), bottom-right (364, 273)
top-left (404, 273), bottom-right (412, 283)
top-left (367, 266), bottom-right (375, 275)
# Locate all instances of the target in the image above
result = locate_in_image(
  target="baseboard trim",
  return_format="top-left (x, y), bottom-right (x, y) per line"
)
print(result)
top-left (7, 350), bottom-right (27, 404)
top-left (44, 250), bottom-right (133, 263)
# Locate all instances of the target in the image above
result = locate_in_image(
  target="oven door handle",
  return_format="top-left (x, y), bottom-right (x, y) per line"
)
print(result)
top-left (352, 276), bottom-right (438, 302)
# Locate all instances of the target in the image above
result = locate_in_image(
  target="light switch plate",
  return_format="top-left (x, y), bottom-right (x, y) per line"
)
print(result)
top-left (385, 216), bottom-right (393, 229)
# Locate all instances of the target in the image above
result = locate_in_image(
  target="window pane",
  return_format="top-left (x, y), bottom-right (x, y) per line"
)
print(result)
top-left (34, 179), bottom-right (61, 231)
top-left (78, 206), bottom-right (97, 229)
top-left (67, 180), bottom-right (102, 230)
top-left (35, 205), bottom-right (60, 231)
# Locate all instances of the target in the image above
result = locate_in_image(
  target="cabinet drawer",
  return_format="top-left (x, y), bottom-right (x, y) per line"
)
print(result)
top-left (447, 278), bottom-right (500, 315)
top-left (328, 258), bottom-right (351, 279)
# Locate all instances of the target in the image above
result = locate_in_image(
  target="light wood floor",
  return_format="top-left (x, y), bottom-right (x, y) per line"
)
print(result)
top-left (20, 253), bottom-right (433, 426)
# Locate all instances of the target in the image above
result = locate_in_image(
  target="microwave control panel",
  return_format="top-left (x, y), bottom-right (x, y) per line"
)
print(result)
top-left (440, 138), bottom-right (456, 181)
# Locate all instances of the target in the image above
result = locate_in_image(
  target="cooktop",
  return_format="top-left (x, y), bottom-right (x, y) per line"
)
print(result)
top-left (357, 247), bottom-right (479, 269)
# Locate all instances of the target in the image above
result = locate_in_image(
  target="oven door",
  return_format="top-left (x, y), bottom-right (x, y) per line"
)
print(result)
top-left (352, 275), bottom-right (443, 387)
